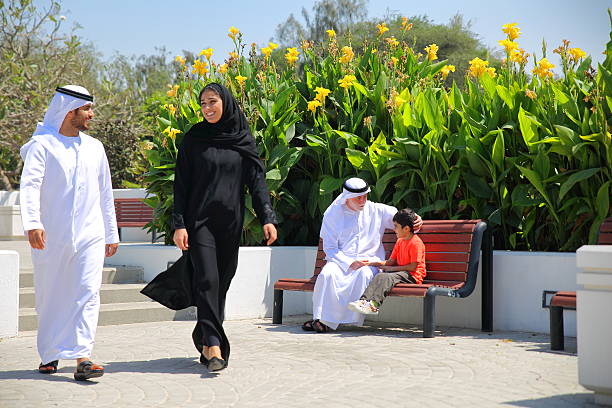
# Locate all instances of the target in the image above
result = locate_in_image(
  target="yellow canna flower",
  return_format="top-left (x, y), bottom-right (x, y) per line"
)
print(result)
top-left (502, 23), bottom-right (521, 40)
top-left (509, 48), bottom-right (529, 65)
top-left (385, 36), bottom-right (399, 48)
top-left (269, 42), bottom-right (279, 50)
top-left (339, 46), bottom-right (354, 63)
top-left (371, 48), bottom-right (377, 54)
top-left (285, 47), bottom-right (300, 65)
top-left (162, 126), bottom-right (181, 140)
top-left (376, 22), bottom-right (389, 35)
top-left (307, 100), bottom-right (322, 112)
top-left (486, 67), bottom-right (497, 78)
top-left (301, 40), bottom-right (313, 50)
top-left (568, 47), bottom-right (586, 63)
top-left (166, 84), bottom-right (179, 97)
top-left (228, 26), bottom-right (240, 40)
top-left (175, 55), bottom-right (186, 65)
top-left (314, 86), bottom-right (331, 102)
top-left (338, 74), bottom-right (357, 89)
top-left (525, 89), bottom-right (537, 99)
top-left (468, 57), bottom-right (492, 78)
top-left (440, 64), bottom-right (456, 79)
top-left (326, 29), bottom-right (336, 39)
top-left (235, 75), bottom-right (247, 86)
top-left (498, 39), bottom-right (519, 54)
top-left (192, 59), bottom-right (209, 76)
top-left (533, 58), bottom-right (555, 80)
top-left (261, 46), bottom-right (272, 58)
top-left (401, 17), bottom-right (412, 31)
top-left (424, 44), bottom-right (438, 61)
top-left (229, 51), bottom-right (239, 60)
top-left (163, 104), bottom-right (177, 115)
top-left (391, 56), bottom-right (399, 65)
top-left (218, 63), bottom-right (228, 74)
top-left (199, 48), bottom-right (214, 60)
top-left (393, 95), bottom-right (406, 108)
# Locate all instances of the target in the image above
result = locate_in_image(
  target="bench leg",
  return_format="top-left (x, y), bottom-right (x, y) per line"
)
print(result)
top-left (550, 306), bottom-right (564, 350)
top-left (423, 294), bottom-right (436, 338)
top-left (273, 289), bottom-right (283, 324)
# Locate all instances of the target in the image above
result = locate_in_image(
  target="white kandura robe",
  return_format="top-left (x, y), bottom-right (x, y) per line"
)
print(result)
top-left (20, 130), bottom-right (118, 364)
top-left (313, 201), bottom-right (396, 329)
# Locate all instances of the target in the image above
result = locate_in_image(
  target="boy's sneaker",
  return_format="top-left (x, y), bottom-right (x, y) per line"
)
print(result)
top-left (348, 299), bottom-right (379, 315)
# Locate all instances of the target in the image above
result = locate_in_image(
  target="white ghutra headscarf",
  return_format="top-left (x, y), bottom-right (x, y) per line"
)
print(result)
top-left (33, 85), bottom-right (93, 136)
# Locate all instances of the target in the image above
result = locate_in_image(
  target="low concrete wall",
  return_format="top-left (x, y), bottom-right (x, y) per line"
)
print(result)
top-left (0, 206), bottom-right (24, 240)
top-left (0, 250), bottom-right (19, 338)
top-left (108, 244), bottom-right (579, 335)
top-left (106, 244), bottom-right (316, 320)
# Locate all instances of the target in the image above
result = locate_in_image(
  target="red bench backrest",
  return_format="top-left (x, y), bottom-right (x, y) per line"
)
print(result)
top-left (599, 217), bottom-right (612, 244)
top-left (314, 220), bottom-right (480, 286)
top-left (114, 198), bottom-right (154, 227)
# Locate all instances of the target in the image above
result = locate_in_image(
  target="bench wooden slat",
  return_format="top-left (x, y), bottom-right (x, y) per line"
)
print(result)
top-left (426, 271), bottom-right (467, 281)
top-left (418, 234), bottom-right (474, 243)
top-left (425, 262), bottom-right (468, 272)
top-left (426, 252), bottom-right (470, 262)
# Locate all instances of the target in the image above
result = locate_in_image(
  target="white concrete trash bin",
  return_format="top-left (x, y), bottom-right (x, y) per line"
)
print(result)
top-left (0, 250), bottom-right (19, 338)
top-left (576, 245), bottom-right (612, 406)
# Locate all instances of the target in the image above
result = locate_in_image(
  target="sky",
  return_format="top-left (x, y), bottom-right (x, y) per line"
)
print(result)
top-left (40, 0), bottom-right (611, 71)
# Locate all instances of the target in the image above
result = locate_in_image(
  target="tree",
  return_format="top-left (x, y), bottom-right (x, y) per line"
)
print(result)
top-left (275, 0), bottom-right (368, 46)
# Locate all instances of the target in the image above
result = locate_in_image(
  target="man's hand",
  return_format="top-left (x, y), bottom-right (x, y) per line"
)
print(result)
top-left (27, 229), bottom-right (45, 250)
top-left (414, 213), bottom-right (423, 232)
top-left (173, 228), bottom-right (189, 250)
top-left (105, 243), bottom-right (119, 257)
top-left (349, 259), bottom-right (369, 270)
top-left (263, 223), bottom-right (277, 246)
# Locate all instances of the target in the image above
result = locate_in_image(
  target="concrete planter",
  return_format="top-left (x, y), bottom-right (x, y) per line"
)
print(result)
top-left (0, 250), bottom-right (19, 338)
top-left (576, 245), bottom-right (612, 406)
top-left (0, 206), bottom-right (24, 240)
top-left (107, 244), bottom-right (317, 320)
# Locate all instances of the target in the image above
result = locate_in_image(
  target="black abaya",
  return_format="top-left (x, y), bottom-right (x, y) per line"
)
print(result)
top-left (141, 83), bottom-right (276, 363)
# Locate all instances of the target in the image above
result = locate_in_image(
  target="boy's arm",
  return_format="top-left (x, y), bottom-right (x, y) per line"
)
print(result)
top-left (380, 261), bottom-right (417, 272)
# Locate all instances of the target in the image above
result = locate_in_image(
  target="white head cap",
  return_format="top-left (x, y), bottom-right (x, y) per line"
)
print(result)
top-left (39, 85), bottom-right (93, 133)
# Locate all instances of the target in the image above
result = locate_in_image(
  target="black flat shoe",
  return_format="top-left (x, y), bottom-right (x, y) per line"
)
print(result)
top-left (207, 356), bottom-right (227, 372)
top-left (199, 354), bottom-right (208, 367)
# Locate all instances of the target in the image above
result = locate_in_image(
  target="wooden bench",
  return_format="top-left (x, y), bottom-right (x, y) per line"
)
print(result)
top-left (273, 219), bottom-right (490, 338)
top-left (114, 198), bottom-right (156, 242)
top-left (542, 217), bottom-right (612, 350)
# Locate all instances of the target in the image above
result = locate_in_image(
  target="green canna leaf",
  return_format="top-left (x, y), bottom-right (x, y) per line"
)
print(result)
top-left (558, 168), bottom-right (600, 200)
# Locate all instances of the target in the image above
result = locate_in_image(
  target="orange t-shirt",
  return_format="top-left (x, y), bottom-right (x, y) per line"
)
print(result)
top-left (389, 234), bottom-right (426, 284)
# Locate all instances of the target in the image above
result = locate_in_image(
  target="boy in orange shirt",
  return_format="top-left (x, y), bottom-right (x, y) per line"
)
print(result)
top-left (348, 208), bottom-right (425, 315)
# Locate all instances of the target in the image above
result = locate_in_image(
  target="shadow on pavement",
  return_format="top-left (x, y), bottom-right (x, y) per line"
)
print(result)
top-left (0, 368), bottom-right (100, 385)
top-left (505, 393), bottom-right (596, 407)
top-left (103, 357), bottom-right (219, 378)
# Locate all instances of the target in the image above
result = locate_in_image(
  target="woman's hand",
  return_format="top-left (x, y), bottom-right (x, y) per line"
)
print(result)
top-left (263, 223), bottom-right (277, 246)
top-left (173, 228), bottom-right (189, 250)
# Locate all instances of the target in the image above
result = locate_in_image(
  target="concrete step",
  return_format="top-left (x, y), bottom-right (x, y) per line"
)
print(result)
top-left (19, 303), bottom-right (196, 331)
top-left (19, 283), bottom-right (150, 308)
top-left (19, 265), bottom-right (144, 288)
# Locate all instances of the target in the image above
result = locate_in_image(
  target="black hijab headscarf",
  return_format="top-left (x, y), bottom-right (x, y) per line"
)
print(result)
top-left (187, 82), bottom-right (264, 171)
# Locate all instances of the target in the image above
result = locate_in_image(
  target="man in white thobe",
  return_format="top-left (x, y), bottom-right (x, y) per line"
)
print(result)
top-left (20, 85), bottom-right (119, 380)
top-left (306, 178), bottom-right (421, 332)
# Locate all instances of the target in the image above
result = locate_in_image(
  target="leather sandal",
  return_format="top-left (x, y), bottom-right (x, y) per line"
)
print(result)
top-left (38, 360), bottom-right (58, 374)
top-left (74, 360), bottom-right (104, 381)
top-left (302, 319), bottom-right (316, 331)
top-left (313, 319), bottom-right (329, 333)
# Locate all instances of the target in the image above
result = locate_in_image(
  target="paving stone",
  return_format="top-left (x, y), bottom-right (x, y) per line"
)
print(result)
top-left (0, 316), bottom-right (595, 408)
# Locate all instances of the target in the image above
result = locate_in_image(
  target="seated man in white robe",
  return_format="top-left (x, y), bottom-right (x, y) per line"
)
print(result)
top-left (20, 85), bottom-right (119, 381)
top-left (303, 177), bottom-right (422, 332)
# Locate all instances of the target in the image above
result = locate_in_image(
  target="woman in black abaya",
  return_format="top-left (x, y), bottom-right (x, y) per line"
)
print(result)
top-left (143, 83), bottom-right (277, 372)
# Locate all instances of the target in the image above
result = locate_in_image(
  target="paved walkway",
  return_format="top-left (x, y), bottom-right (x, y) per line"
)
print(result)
top-left (0, 316), bottom-right (594, 408)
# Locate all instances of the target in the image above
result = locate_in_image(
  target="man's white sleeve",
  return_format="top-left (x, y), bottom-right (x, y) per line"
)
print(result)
top-left (20, 143), bottom-right (46, 231)
top-left (98, 149), bottom-right (119, 244)
top-left (320, 216), bottom-right (353, 270)
top-left (381, 203), bottom-right (398, 231)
